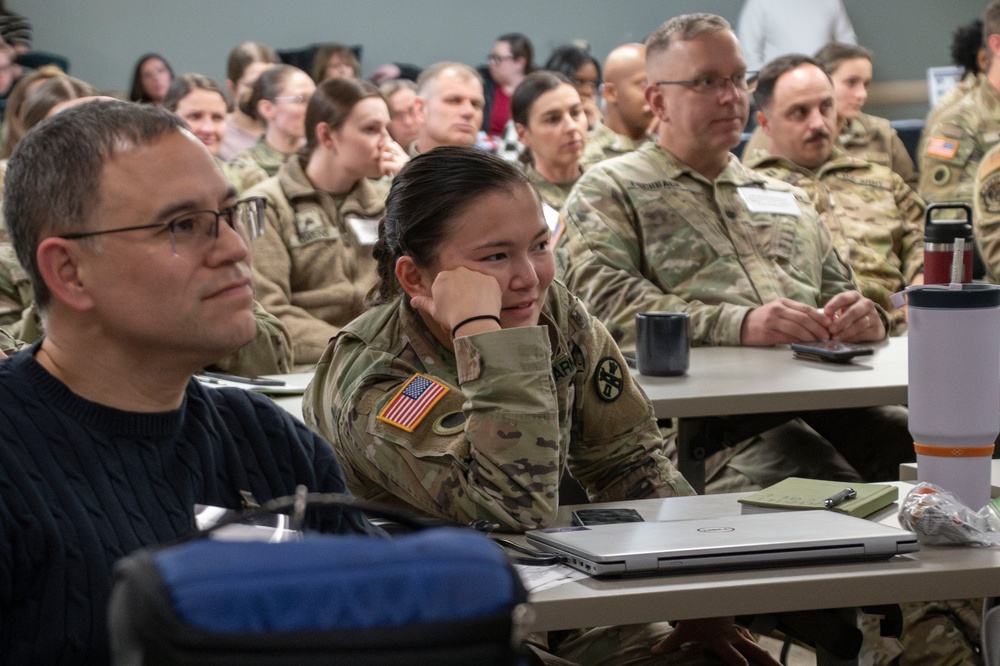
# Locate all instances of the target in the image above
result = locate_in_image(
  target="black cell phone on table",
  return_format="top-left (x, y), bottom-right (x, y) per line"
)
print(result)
top-left (571, 508), bottom-right (645, 526)
top-left (790, 341), bottom-right (874, 364)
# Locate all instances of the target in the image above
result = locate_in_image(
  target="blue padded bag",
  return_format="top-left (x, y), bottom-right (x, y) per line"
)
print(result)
top-left (108, 497), bottom-right (531, 666)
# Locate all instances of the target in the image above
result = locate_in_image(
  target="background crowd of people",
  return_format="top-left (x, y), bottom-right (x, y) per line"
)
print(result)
top-left (0, 1), bottom-right (998, 664)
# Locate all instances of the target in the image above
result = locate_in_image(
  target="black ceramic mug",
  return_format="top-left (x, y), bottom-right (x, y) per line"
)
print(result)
top-left (635, 312), bottom-right (689, 376)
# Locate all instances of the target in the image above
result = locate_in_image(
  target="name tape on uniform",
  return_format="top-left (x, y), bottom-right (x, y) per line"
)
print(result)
top-left (542, 203), bottom-right (566, 247)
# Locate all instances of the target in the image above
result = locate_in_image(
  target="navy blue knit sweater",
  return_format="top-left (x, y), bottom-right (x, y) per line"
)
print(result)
top-left (0, 344), bottom-right (372, 664)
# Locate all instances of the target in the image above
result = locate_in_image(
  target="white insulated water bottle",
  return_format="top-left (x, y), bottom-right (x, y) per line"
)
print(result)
top-left (907, 283), bottom-right (1000, 509)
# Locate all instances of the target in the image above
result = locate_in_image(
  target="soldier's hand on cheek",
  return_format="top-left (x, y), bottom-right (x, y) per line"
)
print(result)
top-left (740, 298), bottom-right (831, 346)
top-left (409, 266), bottom-right (503, 335)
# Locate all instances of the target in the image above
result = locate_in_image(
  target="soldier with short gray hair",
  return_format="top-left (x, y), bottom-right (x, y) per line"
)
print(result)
top-left (559, 14), bottom-right (900, 492)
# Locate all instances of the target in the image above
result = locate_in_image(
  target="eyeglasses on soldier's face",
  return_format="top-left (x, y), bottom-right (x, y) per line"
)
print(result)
top-left (654, 71), bottom-right (757, 95)
top-left (58, 197), bottom-right (268, 257)
top-left (272, 95), bottom-right (309, 104)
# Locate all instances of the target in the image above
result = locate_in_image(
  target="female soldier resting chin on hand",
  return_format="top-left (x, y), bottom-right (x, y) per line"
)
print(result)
top-left (303, 146), bottom-right (779, 666)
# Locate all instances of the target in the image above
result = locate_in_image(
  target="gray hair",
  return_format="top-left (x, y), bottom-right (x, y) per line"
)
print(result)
top-left (5, 100), bottom-right (185, 310)
top-left (646, 13), bottom-right (732, 59)
top-left (415, 62), bottom-right (482, 96)
top-left (379, 78), bottom-right (417, 100)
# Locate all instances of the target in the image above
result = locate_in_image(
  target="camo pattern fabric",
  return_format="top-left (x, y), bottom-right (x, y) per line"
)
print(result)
top-left (304, 281), bottom-right (693, 533)
top-left (918, 77), bottom-right (1000, 208)
top-left (244, 158), bottom-right (388, 366)
top-left (748, 149), bottom-right (924, 334)
top-left (974, 141), bottom-right (1000, 282)
top-left (558, 142), bottom-right (865, 351)
top-left (742, 112), bottom-right (917, 189)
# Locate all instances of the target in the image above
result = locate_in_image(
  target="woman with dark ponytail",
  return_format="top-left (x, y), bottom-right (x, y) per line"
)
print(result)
top-left (304, 146), bottom-right (775, 665)
top-left (246, 76), bottom-right (406, 367)
top-left (227, 64), bottom-right (315, 178)
top-left (306, 145), bottom-right (691, 531)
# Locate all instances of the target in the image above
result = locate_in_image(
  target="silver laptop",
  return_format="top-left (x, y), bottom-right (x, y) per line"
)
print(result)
top-left (525, 510), bottom-right (919, 577)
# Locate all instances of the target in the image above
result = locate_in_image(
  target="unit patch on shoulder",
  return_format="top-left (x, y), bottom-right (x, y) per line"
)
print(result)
top-left (378, 374), bottom-right (449, 432)
top-left (981, 173), bottom-right (1000, 214)
top-left (980, 147), bottom-right (1000, 177)
top-left (593, 356), bottom-right (624, 403)
top-left (925, 136), bottom-right (959, 160)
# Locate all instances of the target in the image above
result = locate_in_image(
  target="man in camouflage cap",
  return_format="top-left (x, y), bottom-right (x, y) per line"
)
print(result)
top-left (919, 0), bottom-right (1000, 208)
top-left (746, 54), bottom-right (925, 334)
top-left (559, 13), bottom-right (905, 492)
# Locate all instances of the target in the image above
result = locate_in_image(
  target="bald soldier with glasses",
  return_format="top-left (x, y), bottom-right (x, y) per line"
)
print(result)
top-left (0, 101), bottom-right (374, 663)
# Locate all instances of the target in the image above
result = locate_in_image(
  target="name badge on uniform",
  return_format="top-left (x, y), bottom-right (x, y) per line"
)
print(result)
top-left (542, 203), bottom-right (566, 247)
top-left (737, 187), bottom-right (801, 216)
top-left (346, 216), bottom-right (380, 246)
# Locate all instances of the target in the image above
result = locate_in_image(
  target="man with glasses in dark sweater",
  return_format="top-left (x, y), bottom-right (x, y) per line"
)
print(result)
top-left (0, 100), bottom-right (374, 664)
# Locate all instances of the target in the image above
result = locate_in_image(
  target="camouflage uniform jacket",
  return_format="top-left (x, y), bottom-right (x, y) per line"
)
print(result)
top-left (588, 121), bottom-right (649, 161)
top-left (216, 155), bottom-right (267, 195)
top-left (922, 73), bottom-right (983, 145)
top-left (839, 113), bottom-right (918, 190)
top-left (560, 142), bottom-right (865, 350)
top-left (742, 112), bottom-right (917, 189)
top-left (228, 137), bottom-right (293, 179)
top-left (918, 76), bottom-right (1000, 206)
top-left (524, 163), bottom-right (578, 211)
top-left (303, 281), bottom-right (694, 532)
top-left (206, 300), bottom-right (293, 376)
top-left (973, 142), bottom-right (1000, 281)
top-left (747, 149), bottom-right (924, 334)
top-left (244, 158), bottom-right (388, 366)
top-left (0, 241), bottom-right (31, 330)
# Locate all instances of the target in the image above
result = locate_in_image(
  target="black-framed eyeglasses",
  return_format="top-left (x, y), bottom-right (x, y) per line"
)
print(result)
top-left (487, 54), bottom-right (515, 64)
top-left (58, 197), bottom-right (268, 257)
top-left (572, 77), bottom-right (601, 91)
top-left (654, 71), bottom-right (758, 95)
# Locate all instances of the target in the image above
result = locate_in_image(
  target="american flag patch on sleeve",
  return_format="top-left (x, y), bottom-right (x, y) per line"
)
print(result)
top-left (926, 136), bottom-right (959, 160)
top-left (377, 374), bottom-right (449, 432)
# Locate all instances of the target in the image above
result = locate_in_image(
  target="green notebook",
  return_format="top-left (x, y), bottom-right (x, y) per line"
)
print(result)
top-left (737, 477), bottom-right (898, 518)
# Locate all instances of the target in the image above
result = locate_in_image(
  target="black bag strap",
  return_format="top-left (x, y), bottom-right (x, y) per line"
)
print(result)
top-left (172, 487), bottom-right (445, 547)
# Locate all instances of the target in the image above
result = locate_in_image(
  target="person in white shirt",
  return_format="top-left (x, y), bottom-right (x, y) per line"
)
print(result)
top-left (737, 0), bottom-right (857, 72)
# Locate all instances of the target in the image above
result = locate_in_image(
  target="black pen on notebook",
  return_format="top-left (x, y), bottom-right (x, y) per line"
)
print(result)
top-left (823, 487), bottom-right (857, 508)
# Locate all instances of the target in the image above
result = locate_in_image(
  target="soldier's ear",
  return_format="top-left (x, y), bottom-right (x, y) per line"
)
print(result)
top-left (36, 237), bottom-right (95, 313)
top-left (395, 255), bottom-right (432, 299)
top-left (602, 81), bottom-right (617, 105)
top-left (757, 110), bottom-right (770, 137)
top-left (989, 33), bottom-right (1000, 59)
top-left (515, 122), bottom-right (531, 148)
top-left (412, 95), bottom-right (427, 125)
top-left (646, 83), bottom-right (667, 122)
